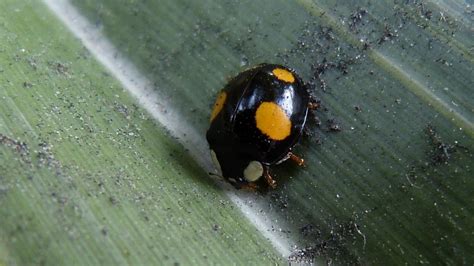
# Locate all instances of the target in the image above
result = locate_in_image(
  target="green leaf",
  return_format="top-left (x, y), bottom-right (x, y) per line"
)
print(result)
top-left (0, 1), bottom-right (282, 265)
top-left (1, 0), bottom-right (473, 264)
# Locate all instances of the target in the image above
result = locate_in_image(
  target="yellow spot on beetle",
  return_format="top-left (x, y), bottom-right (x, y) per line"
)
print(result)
top-left (210, 91), bottom-right (227, 122)
top-left (272, 68), bottom-right (295, 83)
top-left (255, 102), bottom-right (291, 140)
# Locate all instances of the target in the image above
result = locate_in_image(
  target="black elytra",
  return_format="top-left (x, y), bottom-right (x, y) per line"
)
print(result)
top-left (206, 63), bottom-right (310, 189)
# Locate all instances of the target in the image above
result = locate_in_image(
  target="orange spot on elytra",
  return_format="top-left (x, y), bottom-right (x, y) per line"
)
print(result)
top-left (272, 68), bottom-right (295, 83)
top-left (210, 91), bottom-right (227, 122)
top-left (255, 102), bottom-right (291, 141)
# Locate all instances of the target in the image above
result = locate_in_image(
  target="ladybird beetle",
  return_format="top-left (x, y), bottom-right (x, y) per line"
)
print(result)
top-left (206, 63), bottom-right (314, 189)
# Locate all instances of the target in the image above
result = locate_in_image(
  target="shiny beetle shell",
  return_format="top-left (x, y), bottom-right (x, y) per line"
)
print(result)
top-left (206, 63), bottom-right (310, 189)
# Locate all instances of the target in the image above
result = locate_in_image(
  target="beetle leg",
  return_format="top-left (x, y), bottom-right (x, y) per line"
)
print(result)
top-left (288, 152), bottom-right (305, 166)
top-left (308, 101), bottom-right (320, 110)
top-left (240, 182), bottom-right (258, 191)
top-left (308, 94), bottom-right (321, 110)
top-left (307, 97), bottom-right (321, 127)
top-left (263, 167), bottom-right (277, 189)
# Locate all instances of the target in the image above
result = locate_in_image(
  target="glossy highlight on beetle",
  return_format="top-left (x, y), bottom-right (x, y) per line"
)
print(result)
top-left (206, 63), bottom-right (311, 189)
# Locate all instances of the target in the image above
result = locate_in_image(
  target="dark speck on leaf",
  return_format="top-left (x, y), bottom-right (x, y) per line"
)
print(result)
top-left (289, 220), bottom-right (363, 264)
top-left (349, 8), bottom-right (368, 31)
top-left (0, 133), bottom-right (30, 162)
top-left (109, 196), bottom-right (119, 205)
top-left (378, 25), bottom-right (397, 44)
top-left (23, 81), bottom-right (33, 88)
top-left (425, 125), bottom-right (461, 165)
top-left (327, 119), bottom-right (342, 132)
